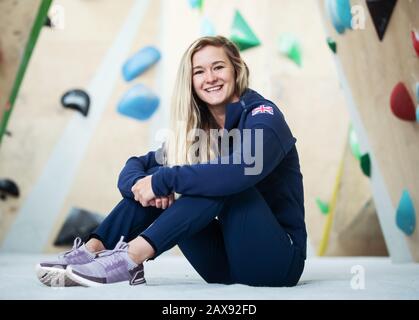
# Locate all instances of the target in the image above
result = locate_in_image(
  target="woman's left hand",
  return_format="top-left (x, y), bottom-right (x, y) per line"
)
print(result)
top-left (131, 175), bottom-right (156, 207)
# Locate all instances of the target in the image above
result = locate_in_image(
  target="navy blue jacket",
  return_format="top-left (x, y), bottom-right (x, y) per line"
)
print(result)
top-left (118, 89), bottom-right (307, 258)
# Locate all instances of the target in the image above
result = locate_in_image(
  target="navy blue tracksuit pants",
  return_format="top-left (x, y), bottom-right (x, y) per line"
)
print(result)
top-left (90, 187), bottom-right (305, 287)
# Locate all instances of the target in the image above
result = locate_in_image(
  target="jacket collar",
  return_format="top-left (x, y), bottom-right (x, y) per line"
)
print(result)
top-left (224, 89), bottom-right (265, 130)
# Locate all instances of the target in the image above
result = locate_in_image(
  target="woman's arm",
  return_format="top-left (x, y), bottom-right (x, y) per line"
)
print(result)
top-left (151, 109), bottom-right (296, 197)
top-left (118, 149), bottom-right (163, 199)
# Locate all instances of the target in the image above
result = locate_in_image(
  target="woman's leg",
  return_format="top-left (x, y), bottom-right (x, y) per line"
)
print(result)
top-left (218, 187), bottom-right (305, 287)
top-left (131, 188), bottom-right (303, 287)
top-left (177, 220), bottom-right (232, 284)
top-left (140, 194), bottom-right (232, 284)
top-left (88, 197), bottom-right (163, 250)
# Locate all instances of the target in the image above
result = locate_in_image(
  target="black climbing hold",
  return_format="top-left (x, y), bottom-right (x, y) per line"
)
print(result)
top-left (44, 15), bottom-right (52, 27)
top-left (54, 207), bottom-right (104, 246)
top-left (366, 0), bottom-right (397, 41)
top-left (61, 89), bottom-right (90, 116)
top-left (0, 178), bottom-right (19, 200)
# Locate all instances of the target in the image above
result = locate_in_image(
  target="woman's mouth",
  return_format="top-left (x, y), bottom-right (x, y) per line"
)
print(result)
top-left (205, 85), bottom-right (223, 93)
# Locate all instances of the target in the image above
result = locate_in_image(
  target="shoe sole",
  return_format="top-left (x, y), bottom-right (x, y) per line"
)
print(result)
top-left (66, 266), bottom-right (105, 287)
top-left (35, 264), bottom-right (80, 287)
top-left (66, 266), bottom-right (146, 287)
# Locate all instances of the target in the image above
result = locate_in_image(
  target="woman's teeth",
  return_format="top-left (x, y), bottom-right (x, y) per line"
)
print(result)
top-left (206, 86), bottom-right (222, 92)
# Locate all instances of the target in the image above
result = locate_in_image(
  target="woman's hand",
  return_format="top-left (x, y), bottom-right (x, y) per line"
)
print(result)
top-left (152, 193), bottom-right (175, 209)
top-left (131, 175), bottom-right (156, 207)
top-left (131, 176), bottom-right (175, 209)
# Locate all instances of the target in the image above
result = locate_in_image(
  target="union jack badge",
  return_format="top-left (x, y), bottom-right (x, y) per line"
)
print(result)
top-left (252, 105), bottom-right (274, 116)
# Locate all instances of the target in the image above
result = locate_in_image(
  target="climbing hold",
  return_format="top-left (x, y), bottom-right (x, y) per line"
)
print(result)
top-left (366, 0), bottom-right (397, 41)
top-left (117, 84), bottom-right (159, 121)
top-left (230, 10), bottom-right (261, 51)
top-left (415, 82), bottom-right (419, 103)
top-left (327, 37), bottom-right (337, 53)
top-left (360, 153), bottom-right (371, 177)
top-left (326, 0), bottom-right (352, 34)
top-left (201, 16), bottom-right (216, 36)
top-left (44, 15), bottom-right (52, 27)
top-left (390, 82), bottom-right (416, 121)
top-left (349, 126), bottom-right (361, 160)
top-left (316, 197), bottom-right (330, 215)
top-left (396, 190), bottom-right (416, 236)
top-left (54, 207), bottom-right (104, 246)
top-left (61, 89), bottom-right (90, 116)
top-left (278, 34), bottom-right (302, 67)
top-left (326, 0), bottom-right (345, 34)
top-left (0, 178), bottom-right (19, 200)
top-left (188, 0), bottom-right (204, 11)
top-left (335, 0), bottom-right (352, 29)
top-left (412, 30), bottom-right (419, 56)
top-left (416, 107), bottom-right (419, 123)
top-left (122, 46), bottom-right (161, 82)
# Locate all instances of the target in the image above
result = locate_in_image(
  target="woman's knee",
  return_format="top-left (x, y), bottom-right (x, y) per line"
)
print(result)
top-left (218, 187), bottom-right (266, 220)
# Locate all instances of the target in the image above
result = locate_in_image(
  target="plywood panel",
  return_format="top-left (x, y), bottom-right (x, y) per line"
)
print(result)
top-left (326, 141), bottom-right (388, 256)
top-left (0, 0), bottom-right (136, 247)
top-left (318, 0), bottom-right (419, 261)
top-left (0, 0), bottom-right (43, 137)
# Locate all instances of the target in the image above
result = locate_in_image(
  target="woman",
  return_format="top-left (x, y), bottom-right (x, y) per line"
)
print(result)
top-left (36, 36), bottom-right (307, 287)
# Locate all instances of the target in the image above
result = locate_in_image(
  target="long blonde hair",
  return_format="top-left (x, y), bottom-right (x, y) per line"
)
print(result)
top-left (164, 36), bottom-right (249, 167)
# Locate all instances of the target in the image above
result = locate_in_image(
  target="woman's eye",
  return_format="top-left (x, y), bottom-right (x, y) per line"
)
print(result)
top-left (214, 65), bottom-right (224, 70)
top-left (193, 70), bottom-right (203, 75)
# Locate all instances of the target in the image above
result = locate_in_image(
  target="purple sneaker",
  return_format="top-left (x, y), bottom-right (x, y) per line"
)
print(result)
top-left (66, 238), bottom-right (146, 287)
top-left (35, 237), bottom-right (95, 287)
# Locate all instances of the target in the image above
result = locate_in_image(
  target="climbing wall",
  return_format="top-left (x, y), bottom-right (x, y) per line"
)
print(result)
top-left (324, 137), bottom-right (388, 256)
top-left (0, 0), bottom-right (48, 143)
top-left (318, 0), bottom-right (419, 261)
top-left (0, 0), bottom-right (352, 254)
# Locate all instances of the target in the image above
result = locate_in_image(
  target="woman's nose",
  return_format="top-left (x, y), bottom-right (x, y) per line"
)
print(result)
top-left (205, 71), bottom-right (217, 83)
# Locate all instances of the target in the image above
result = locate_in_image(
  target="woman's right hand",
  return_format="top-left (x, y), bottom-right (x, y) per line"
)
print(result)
top-left (148, 193), bottom-right (175, 209)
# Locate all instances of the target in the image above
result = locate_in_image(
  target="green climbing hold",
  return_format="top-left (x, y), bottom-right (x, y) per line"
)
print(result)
top-left (349, 126), bottom-right (361, 160)
top-left (360, 153), bottom-right (371, 177)
top-left (396, 189), bottom-right (416, 236)
top-left (230, 10), bottom-right (261, 51)
top-left (316, 197), bottom-right (330, 215)
top-left (327, 37), bottom-right (337, 53)
top-left (188, 0), bottom-right (204, 11)
top-left (278, 33), bottom-right (302, 67)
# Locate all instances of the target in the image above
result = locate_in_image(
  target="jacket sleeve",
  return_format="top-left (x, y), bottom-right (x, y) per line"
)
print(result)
top-left (151, 106), bottom-right (296, 197)
top-left (118, 148), bottom-right (164, 199)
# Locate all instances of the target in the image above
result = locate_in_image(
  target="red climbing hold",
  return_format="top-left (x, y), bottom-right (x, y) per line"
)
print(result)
top-left (411, 30), bottom-right (419, 57)
top-left (390, 82), bottom-right (416, 121)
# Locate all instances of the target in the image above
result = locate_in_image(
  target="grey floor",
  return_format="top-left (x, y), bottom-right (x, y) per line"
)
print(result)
top-left (0, 253), bottom-right (418, 300)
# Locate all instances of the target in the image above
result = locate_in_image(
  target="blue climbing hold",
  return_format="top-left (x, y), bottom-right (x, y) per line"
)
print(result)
top-left (336, 0), bottom-right (352, 29)
top-left (201, 16), bottom-right (216, 36)
top-left (122, 46), bottom-right (161, 82)
top-left (326, 0), bottom-right (352, 34)
top-left (117, 84), bottom-right (159, 121)
top-left (416, 107), bottom-right (419, 123)
top-left (326, 0), bottom-right (345, 34)
top-left (395, 189), bottom-right (416, 236)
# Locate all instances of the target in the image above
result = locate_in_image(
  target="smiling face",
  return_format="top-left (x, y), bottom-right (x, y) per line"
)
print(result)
top-left (192, 45), bottom-right (239, 110)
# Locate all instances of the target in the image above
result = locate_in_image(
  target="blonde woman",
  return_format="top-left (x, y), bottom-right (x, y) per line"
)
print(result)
top-left (36, 36), bottom-right (306, 287)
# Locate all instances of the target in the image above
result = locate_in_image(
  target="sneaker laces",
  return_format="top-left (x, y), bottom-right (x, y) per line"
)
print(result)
top-left (95, 236), bottom-right (129, 269)
top-left (58, 237), bottom-right (83, 259)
